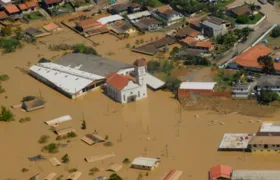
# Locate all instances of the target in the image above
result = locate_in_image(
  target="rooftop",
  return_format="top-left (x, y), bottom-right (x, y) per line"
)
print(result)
top-left (0, 11), bottom-right (8, 19)
top-left (218, 133), bottom-right (255, 150)
top-left (232, 44), bottom-right (273, 69)
top-left (56, 54), bottom-right (133, 77)
top-left (25, 0), bottom-right (38, 8)
top-left (29, 62), bottom-right (105, 95)
top-left (131, 157), bottom-right (160, 167)
top-left (249, 136), bottom-right (280, 145)
top-left (106, 73), bottom-right (132, 91)
top-left (4, 4), bottom-right (20, 14)
top-left (17, 3), bottom-right (28, 10)
top-left (97, 14), bottom-right (123, 25)
top-left (181, 37), bottom-right (212, 48)
top-left (76, 19), bottom-right (102, 29)
top-left (232, 170), bottom-right (280, 180)
top-left (175, 27), bottom-right (201, 38)
top-left (44, 0), bottom-right (61, 5)
top-left (259, 121), bottom-right (280, 133)
top-left (257, 75), bottom-right (280, 87)
top-left (127, 10), bottom-right (151, 20)
top-left (209, 164), bottom-right (232, 180)
top-left (179, 82), bottom-right (217, 90)
top-left (230, 5), bottom-right (250, 16)
top-left (204, 16), bottom-right (230, 25)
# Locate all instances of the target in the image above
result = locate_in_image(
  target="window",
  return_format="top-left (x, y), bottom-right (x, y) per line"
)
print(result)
top-left (264, 144), bottom-right (268, 149)
top-left (138, 91), bottom-right (140, 97)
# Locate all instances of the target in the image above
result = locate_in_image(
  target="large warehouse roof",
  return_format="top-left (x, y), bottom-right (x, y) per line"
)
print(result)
top-left (232, 170), bottom-right (280, 180)
top-left (29, 62), bottom-right (104, 95)
top-left (179, 82), bottom-right (217, 90)
top-left (56, 54), bottom-right (133, 77)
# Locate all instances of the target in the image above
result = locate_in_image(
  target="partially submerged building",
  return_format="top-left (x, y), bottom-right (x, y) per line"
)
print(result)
top-left (131, 157), bottom-right (160, 170)
top-left (133, 17), bottom-right (162, 32)
top-left (22, 98), bottom-right (45, 112)
top-left (209, 164), bottom-right (232, 180)
top-left (180, 37), bottom-right (214, 52)
top-left (174, 26), bottom-right (201, 40)
top-left (178, 82), bottom-right (217, 98)
top-left (232, 83), bottom-right (251, 99)
top-left (218, 133), bottom-right (255, 151)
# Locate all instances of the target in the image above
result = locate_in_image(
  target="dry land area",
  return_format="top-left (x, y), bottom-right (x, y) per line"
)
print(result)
top-left (2, 25), bottom-right (280, 180)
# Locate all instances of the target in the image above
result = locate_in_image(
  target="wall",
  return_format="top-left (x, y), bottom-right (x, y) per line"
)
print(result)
top-left (178, 89), bottom-right (231, 98)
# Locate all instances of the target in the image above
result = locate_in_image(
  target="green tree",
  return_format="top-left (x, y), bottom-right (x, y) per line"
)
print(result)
top-left (0, 106), bottom-right (14, 122)
top-left (271, 27), bottom-right (280, 38)
top-left (1, 27), bottom-right (12, 36)
top-left (109, 173), bottom-right (122, 180)
top-left (257, 55), bottom-right (275, 74)
top-left (14, 27), bottom-right (24, 40)
top-left (43, 143), bottom-right (59, 153)
top-left (0, 38), bottom-right (21, 53)
top-left (170, 47), bottom-right (180, 59)
top-left (61, 154), bottom-right (70, 170)
top-left (258, 89), bottom-right (278, 105)
top-left (236, 15), bottom-right (249, 24)
top-left (165, 76), bottom-right (181, 94)
top-left (147, 60), bottom-right (160, 74)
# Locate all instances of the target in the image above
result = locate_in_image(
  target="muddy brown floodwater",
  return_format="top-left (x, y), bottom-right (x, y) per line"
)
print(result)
top-left (1, 29), bottom-right (280, 180)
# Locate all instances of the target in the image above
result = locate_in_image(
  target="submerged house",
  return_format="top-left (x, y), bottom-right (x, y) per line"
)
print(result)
top-left (22, 98), bottom-right (45, 112)
top-left (131, 157), bottom-right (160, 170)
top-left (154, 5), bottom-right (184, 26)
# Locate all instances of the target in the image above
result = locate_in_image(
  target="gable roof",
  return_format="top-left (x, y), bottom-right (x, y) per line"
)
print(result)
top-left (0, 11), bottom-right (8, 19)
top-left (17, 3), bottom-right (28, 10)
top-left (44, 0), bottom-right (61, 5)
top-left (4, 4), bottom-right (20, 14)
top-left (181, 37), bottom-right (212, 48)
top-left (230, 5), bottom-right (250, 16)
top-left (209, 164), bottom-right (232, 180)
top-left (232, 44), bottom-right (272, 69)
top-left (106, 73), bottom-right (131, 90)
top-left (204, 16), bottom-right (230, 25)
top-left (25, 0), bottom-right (38, 8)
top-left (43, 22), bottom-right (59, 32)
top-left (175, 27), bottom-right (201, 38)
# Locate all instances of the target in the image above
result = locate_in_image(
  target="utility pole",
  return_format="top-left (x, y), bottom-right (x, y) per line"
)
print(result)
top-left (119, 133), bottom-right (123, 142)
top-left (147, 124), bottom-right (150, 135)
top-left (165, 145), bottom-right (169, 158)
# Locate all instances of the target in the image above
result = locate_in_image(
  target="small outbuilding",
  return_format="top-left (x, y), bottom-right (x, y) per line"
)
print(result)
top-left (178, 82), bottom-right (217, 98)
top-left (107, 163), bottom-right (123, 172)
top-left (81, 133), bottom-right (105, 145)
top-left (131, 157), bottom-right (160, 170)
top-left (49, 157), bottom-right (62, 166)
top-left (22, 98), bottom-right (45, 112)
top-left (66, 171), bottom-right (82, 180)
top-left (209, 164), bottom-right (232, 180)
top-left (44, 172), bottom-right (57, 180)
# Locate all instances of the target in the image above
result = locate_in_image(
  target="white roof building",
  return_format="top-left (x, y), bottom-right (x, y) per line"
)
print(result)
top-left (97, 15), bottom-right (124, 25)
top-left (232, 170), bottom-right (280, 180)
top-left (29, 62), bottom-right (105, 98)
top-left (131, 157), bottom-right (160, 170)
top-left (146, 73), bottom-right (165, 90)
top-left (259, 121), bottom-right (280, 132)
top-left (179, 82), bottom-right (217, 90)
top-left (127, 11), bottom-right (151, 20)
top-left (218, 133), bottom-right (255, 151)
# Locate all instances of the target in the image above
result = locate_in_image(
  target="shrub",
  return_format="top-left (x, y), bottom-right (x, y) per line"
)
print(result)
top-left (122, 158), bottom-right (130, 164)
top-left (56, 135), bottom-right (63, 140)
top-left (0, 86), bottom-right (5, 94)
top-left (89, 167), bottom-right (99, 175)
top-left (43, 143), bottom-right (59, 153)
top-left (0, 74), bottom-right (9, 81)
top-left (271, 27), bottom-right (280, 38)
top-left (104, 141), bottom-right (113, 146)
top-left (22, 96), bottom-right (36, 102)
top-left (0, 38), bottom-right (21, 53)
top-left (19, 117), bottom-right (31, 123)
top-left (21, 168), bottom-right (29, 173)
top-left (38, 135), bottom-right (50, 144)
top-left (0, 106), bottom-right (14, 122)
top-left (137, 173), bottom-right (143, 180)
top-left (81, 120), bottom-right (86, 130)
top-left (61, 154), bottom-right (69, 164)
top-left (56, 175), bottom-right (63, 180)
top-left (236, 15), bottom-right (249, 24)
top-left (67, 131), bottom-right (77, 138)
top-left (165, 77), bottom-right (181, 94)
top-left (105, 135), bottom-right (109, 140)
top-left (38, 58), bottom-right (51, 63)
top-left (109, 173), bottom-right (122, 180)
top-left (1, 27), bottom-right (12, 36)
top-left (68, 168), bottom-right (78, 173)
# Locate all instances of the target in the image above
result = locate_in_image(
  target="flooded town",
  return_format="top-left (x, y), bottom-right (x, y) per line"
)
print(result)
top-left (2, 0), bottom-right (280, 179)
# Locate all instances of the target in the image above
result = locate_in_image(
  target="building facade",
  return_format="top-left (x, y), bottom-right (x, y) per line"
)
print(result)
top-left (232, 84), bottom-right (251, 99)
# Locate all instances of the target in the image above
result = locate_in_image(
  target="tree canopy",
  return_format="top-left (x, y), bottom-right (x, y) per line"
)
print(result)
top-left (0, 106), bottom-right (14, 122)
top-left (236, 15), bottom-right (249, 24)
top-left (258, 89), bottom-right (278, 105)
top-left (109, 173), bottom-right (123, 180)
top-left (257, 55), bottom-right (275, 74)
top-left (165, 76), bottom-right (181, 94)
top-left (271, 26), bottom-right (280, 38)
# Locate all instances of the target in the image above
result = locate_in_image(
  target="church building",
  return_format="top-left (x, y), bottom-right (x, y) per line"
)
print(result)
top-left (106, 58), bottom-right (148, 103)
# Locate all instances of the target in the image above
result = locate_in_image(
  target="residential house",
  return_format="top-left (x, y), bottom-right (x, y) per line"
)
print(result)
top-left (154, 5), bottom-right (184, 26)
top-left (248, 136), bottom-right (280, 153)
top-left (180, 37), bottom-right (214, 52)
top-left (127, 10), bottom-right (151, 23)
top-left (175, 48), bottom-right (208, 59)
top-left (201, 16), bottom-right (232, 37)
top-left (97, 14), bottom-right (123, 25)
top-left (0, 10), bottom-right (8, 20)
top-left (43, 22), bottom-right (62, 32)
top-left (232, 83), bottom-right (251, 99)
top-left (76, 20), bottom-right (104, 33)
top-left (131, 157), bottom-right (160, 170)
top-left (24, 27), bottom-right (51, 38)
top-left (133, 17), bottom-right (162, 32)
top-left (227, 44), bottom-right (274, 73)
top-left (174, 26), bottom-right (202, 40)
top-left (106, 58), bottom-right (148, 104)
top-left (256, 75), bottom-right (280, 94)
top-left (110, 2), bottom-right (141, 15)
top-left (209, 164), bottom-right (232, 180)
top-left (3, 4), bottom-right (20, 16)
top-left (109, 20), bottom-right (137, 37)
top-left (24, 0), bottom-right (38, 10)
top-left (42, 0), bottom-right (63, 8)
top-left (22, 98), bottom-right (45, 112)
top-left (17, 3), bottom-right (28, 12)
top-left (227, 4), bottom-right (250, 18)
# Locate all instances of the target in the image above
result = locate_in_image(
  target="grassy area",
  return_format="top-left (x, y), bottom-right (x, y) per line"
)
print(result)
top-left (246, 13), bottom-right (263, 24)
top-left (23, 12), bottom-right (44, 21)
top-left (153, 0), bottom-right (163, 7)
top-left (216, 0), bottom-right (235, 8)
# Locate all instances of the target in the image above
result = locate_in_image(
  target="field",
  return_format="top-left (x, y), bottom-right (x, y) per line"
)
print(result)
top-left (1, 22), bottom-right (280, 180)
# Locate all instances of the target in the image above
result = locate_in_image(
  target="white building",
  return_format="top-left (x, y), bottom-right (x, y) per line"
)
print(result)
top-left (106, 58), bottom-right (148, 103)
top-left (131, 157), bottom-right (160, 170)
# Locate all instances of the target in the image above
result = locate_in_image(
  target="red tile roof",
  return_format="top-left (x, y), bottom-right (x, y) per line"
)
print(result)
top-left (233, 44), bottom-right (273, 69)
top-left (4, 4), bottom-right (20, 14)
top-left (181, 37), bottom-right (212, 49)
top-left (134, 58), bottom-right (147, 67)
top-left (45, 0), bottom-right (61, 5)
top-left (43, 22), bottom-right (59, 32)
top-left (25, 0), bottom-right (38, 8)
top-left (0, 11), bottom-right (8, 19)
top-left (106, 73), bottom-right (131, 91)
top-left (209, 164), bottom-right (232, 180)
top-left (17, 3), bottom-right (28, 10)
top-left (77, 19), bottom-right (103, 29)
